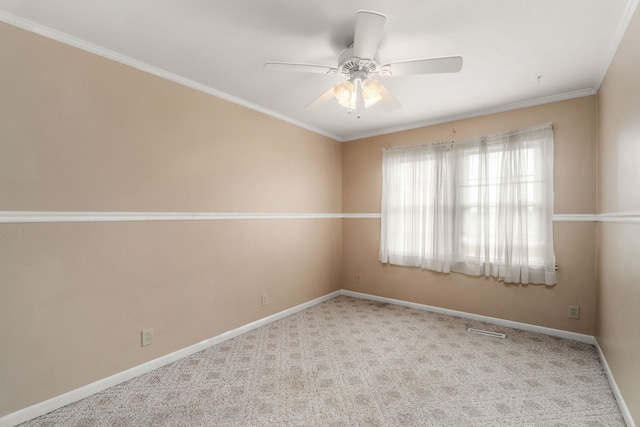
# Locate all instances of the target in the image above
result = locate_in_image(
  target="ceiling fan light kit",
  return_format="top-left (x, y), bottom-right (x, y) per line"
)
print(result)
top-left (334, 78), bottom-right (383, 116)
top-left (265, 10), bottom-right (463, 118)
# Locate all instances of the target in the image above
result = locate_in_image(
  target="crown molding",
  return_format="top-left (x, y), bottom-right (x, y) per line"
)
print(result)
top-left (0, 10), bottom-right (607, 145)
top-left (343, 88), bottom-right (597, 142)
top-left (1, 0), bottom-right (637, 143)
top-left (0, 10), bottom-right (342, 143)
top-left (594, 0), bottom-right (640, 91)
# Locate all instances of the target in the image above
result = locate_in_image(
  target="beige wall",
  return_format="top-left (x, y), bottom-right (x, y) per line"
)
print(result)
top-left (342, 97), bottom-right (598, 335)
top-left (0, 22), bottom-right (342, 416)
top-left (3, 5), bottom-right (639, 423)
top-left (597, 5), bottom-right (640, 424)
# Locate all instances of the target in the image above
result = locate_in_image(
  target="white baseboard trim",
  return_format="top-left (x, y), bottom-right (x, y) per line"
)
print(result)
top-left (0, 291), bottom-right (341, 427)
top-left (2, 289), bottom-right (612, 426)
top-left (595, 339), bottom-right (636, 427)
top-left (340, 290), bottom-right (595, 344)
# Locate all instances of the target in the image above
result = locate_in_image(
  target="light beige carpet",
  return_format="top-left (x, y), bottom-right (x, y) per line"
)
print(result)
top-left (20, 296), bottom-right (625, 426)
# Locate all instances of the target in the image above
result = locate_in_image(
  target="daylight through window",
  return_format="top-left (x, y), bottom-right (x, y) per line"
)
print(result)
top-left (379, 123), bottom-right (556, 285)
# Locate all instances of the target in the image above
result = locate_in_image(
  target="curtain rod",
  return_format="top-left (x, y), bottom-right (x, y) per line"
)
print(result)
top-left (382, 122), bottom-right (553, 152)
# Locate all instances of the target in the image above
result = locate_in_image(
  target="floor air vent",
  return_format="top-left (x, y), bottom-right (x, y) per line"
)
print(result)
top-left (468, 328), bottom-right (507, 339)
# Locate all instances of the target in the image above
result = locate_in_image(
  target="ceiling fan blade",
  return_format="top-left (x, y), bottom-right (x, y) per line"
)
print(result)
top-left (305, 86), bottom-right (336, 110)
top-left (352, 10), bottom-right (386, 60)
top-left (264, 62), bottom-right (337, 74)
top-left (385, 56), bottom-right (463, 76)
top-left (377, 83), bottom-right (402, 112)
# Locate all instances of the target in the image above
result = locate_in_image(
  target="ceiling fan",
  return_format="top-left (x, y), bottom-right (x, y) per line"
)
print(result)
top-left (264, 10), bottom-right (463, 118)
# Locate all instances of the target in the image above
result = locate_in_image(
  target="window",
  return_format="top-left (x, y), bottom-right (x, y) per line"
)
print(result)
top-left (379, 123), bottom-right (556, 285)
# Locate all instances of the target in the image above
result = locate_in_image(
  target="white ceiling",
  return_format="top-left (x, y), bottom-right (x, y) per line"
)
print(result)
top-left (0, 0), bottom-right (637, 141)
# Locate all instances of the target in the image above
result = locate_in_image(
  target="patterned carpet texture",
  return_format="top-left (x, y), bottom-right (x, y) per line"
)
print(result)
top-left (21, 296), bottom-right (625, 426)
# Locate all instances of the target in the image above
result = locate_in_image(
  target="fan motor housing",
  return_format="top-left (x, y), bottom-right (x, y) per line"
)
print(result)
top-left (338, 47), bottom-right (380, 76)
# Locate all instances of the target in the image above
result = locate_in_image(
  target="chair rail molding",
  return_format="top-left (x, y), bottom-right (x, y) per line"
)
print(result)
top-left (1, 211), bottom-right (639, 224)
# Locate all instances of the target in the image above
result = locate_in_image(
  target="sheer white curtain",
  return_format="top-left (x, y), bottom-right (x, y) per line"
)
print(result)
top-left (379, 123), bottom-right (556, 285)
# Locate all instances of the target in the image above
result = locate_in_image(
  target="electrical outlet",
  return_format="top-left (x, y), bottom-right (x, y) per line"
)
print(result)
top-left (355, 274), bottom-right (361, 284)
top-left (262, 293), bottom-right (268, 306)
top-left (568, 305), bottom-right (580, 320)
top-left (141, 328), bottom-right (153, 346)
